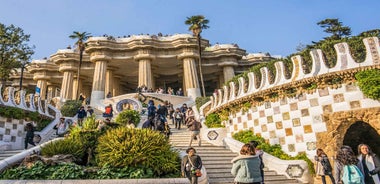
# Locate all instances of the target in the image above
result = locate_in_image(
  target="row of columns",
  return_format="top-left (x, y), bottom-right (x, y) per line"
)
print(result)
top-left (58, 51), bottom-right (238, 103)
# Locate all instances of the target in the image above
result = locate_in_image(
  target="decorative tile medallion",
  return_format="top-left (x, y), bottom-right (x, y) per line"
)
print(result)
top-left (207, 130), bottom-right (219, 140)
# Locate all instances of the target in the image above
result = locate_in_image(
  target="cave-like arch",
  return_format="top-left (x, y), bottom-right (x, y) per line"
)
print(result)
top-left (343, 121), bottom-right (380, 155)
top-left (316, 107), bottom-right (380, 159)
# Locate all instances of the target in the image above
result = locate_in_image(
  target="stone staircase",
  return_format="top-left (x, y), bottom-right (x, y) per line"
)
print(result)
top-left (168, 123), bottom-right (301, 184)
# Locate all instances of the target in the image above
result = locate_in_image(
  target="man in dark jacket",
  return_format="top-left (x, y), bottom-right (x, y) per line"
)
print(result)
top-left (76, 106), bottom-right (87, 126)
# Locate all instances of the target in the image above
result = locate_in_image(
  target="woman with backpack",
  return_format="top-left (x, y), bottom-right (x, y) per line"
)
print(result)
top-left (231, 143), bottom-right (262, 184)
top-left (334, 145), bottom-right (364, 184)
top-left (357, 144), bottom-right (380, 184)
top-left (315, 148), bottom-right (335, 184)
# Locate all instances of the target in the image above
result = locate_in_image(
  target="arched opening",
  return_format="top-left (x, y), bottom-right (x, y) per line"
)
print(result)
top-left (343, 121), bottom-right (380, 155)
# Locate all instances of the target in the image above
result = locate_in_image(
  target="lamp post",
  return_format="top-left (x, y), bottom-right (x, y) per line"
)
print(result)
top-left (193, 27), bottom-right (206, 97)
top-left (19, 60), bottom-right (29, 91)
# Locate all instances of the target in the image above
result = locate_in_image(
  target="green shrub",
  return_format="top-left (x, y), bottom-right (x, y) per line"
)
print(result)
top-left (195, 96), bottom-right (210, 110)
top-left (96, 127), bottom-right (180, 176)
top-left (0, 161), bottom-right (86, 179)
top-left (68, 117), bottom-right (103, 166)
top-left (35, 119), bottom-right (51, 131)
top-left (356, 69), bottom-right (380, 100)
top-left (115, 109), bottom-right (141, 126)
top-left (41, 138), bottom-right (85, 159)
top-left (232, 130), bottom-right (315, 174)
top-left (86, 164), bottom-right (155, 179)
top-left (60, 100), bottom-right (82, 117)
top-left (204, 113), bottom-right (224, 128)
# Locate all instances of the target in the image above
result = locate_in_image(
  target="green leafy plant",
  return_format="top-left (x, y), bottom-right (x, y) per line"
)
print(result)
top-left (96, 127), bottom-right (180, 176)
top-left (68, 117), bottom-right (103, 166)
top-left (115, 109), bottom-right (141, 126)
top-left (232, 130), bottom-right (315, 174)
top-left (356, 69), bottom-right (380, 100)
top-left (40, 138), bottom-right (85, 159)
top-left (195, 96), bottom-right (210, 110)
top-left (60, 100), bottom-right (82, 117)
top-left (0, 161), bottom-right (86, 179)
top-left (204, 113), bottom-right (224, 128)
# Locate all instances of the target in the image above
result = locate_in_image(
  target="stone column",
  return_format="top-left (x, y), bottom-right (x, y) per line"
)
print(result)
top-left (138, 59), bottom-right (153, 89)
top-left (71, 78), bottom-right (82, 100)
top-left (134, 49), bottom-right (155, 90)
top-left (219, 57), bottom-right (238, 84)
top-left (60, 71), bottom-right (74, 100)
top-left (36, 79), bottom-right (47, 100)
top-left (223, 66), bottom-right (235, 83)
top-left (178, 51), bottom-right (201, 99)
top-left (90, 60), bottom-right (108, 104)
top-left (105, 69), bottom-right (113, 97)
top-left (47, 85), bottom-right (56, 102)
top-left (113, 76), bottom-right (121, 96)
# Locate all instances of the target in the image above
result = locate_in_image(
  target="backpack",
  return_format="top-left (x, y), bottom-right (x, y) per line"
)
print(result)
top-left (342, 165), bottom-right (364, 184)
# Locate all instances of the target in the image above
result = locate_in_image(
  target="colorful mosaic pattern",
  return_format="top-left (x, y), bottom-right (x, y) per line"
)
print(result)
top-left (225, 84), bottom-right (380, 157)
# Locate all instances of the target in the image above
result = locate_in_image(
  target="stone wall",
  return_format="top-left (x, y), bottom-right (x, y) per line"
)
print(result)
top-left (0, 117), bottom-right (35, 150)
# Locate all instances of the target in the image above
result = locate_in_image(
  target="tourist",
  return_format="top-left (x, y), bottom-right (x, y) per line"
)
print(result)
top-left (156, 102), bottom-right (168, 123)
top-left (97, 119), bottom-right (106, 131)
top-left (315, 148), bottom-right (335, 184)
top-left (24, 122), bottom-right (36, 149)
top-left (85, 96), bottom-right (90, 105)
top-left (79, 93), bottom-right (85, 103)
top-left (76, 106), bottom-right (87, 126)
top-left (142, 116), bottom-right (154, 129)
top-left (147, 100), bottom-right (156, 119)
top-left (231, 144), bottom-right (262, 184)
top-left (187, 117), bottom-right (202, 147)
top-left (181, 147), bottom-right (203, 184)
top-left (173, 108), bottom-right (183, 130)
top-left (103, 104), bottom-right (113, 118)
top-left (176, 88), bottom-right (184, 96)
top-left (357, 144), bottom-right (380, 184)
top-left (167, 101), bottom-right (174, 123)
top-left (185, 107), bottom-right (195, 124)
top-left (162, 121), bottom-right (171, 138)
top-left (249, 140), bottom-right (265, 184)
top-left (56, 117), bottom-right (68, 137)
top-left (180, 103), bottom-right (188, 125)
top-left (334, 145), bottom-right (364, 184)
top-left (87, 106), bottom-right (94, 116)
top-left (106, 92), bottom-right (112, 98)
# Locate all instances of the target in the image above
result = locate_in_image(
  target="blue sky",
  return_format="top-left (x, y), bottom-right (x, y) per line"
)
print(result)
top-left (0, 0), bottom-right (378, 60)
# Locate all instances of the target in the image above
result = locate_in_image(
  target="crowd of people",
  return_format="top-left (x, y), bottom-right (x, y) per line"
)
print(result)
top-left (314, 144), bottom-right (380, 184)
top-left (136, 85), bottom-right (184, 96)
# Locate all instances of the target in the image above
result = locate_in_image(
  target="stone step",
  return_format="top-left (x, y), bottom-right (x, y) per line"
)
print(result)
top-left (167, 119), bottom-right (302, 184)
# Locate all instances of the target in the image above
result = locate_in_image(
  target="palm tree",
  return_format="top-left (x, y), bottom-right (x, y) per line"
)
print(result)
top-left (185, 15), bottom-right (209, 97)
top-left (69, 31), bottom-right (91, 100)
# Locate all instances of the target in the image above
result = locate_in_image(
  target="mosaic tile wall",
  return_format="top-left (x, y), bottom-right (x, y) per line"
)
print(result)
top-left (225, 84), bottom-right (380, 157)
top-left (0, 117), bottom-right (31, 150)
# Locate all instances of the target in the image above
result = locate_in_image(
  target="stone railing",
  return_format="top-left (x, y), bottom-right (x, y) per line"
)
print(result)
top-left (208, 37), bottom-right (380, 113)
top-left (0, 85), bottom-right (60, 150)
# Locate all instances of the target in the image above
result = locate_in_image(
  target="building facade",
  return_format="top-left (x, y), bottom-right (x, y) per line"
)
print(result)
top-left (10, 33), bottom-right (273, 103)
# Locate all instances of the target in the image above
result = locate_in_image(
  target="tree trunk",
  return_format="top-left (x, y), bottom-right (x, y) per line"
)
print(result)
top-left (197, 34), bottom-right (206, 97)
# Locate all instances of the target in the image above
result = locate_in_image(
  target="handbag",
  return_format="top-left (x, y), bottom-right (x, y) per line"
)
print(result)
top-left (188, 156), bottom-right (202, 177)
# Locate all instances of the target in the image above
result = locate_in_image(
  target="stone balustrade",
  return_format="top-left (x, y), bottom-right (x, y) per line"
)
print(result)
top-left (208, 37), bottom-right (380, 114)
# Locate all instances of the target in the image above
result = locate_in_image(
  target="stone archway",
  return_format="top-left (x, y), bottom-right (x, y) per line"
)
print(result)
top-left (316, 107), bottom-right (380, 159)
top-left (343, 121), bottom-right (380, 155)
